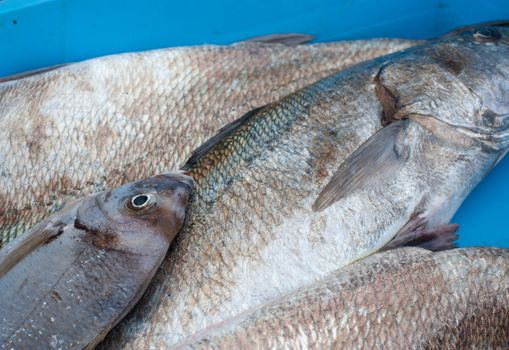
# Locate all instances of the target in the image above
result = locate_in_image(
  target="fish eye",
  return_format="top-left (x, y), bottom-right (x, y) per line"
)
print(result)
top-left (127, 193), bottom-right (156, 210)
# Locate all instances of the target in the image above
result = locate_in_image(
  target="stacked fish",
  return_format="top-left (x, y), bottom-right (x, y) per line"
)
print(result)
top-left (0, 22), bottom-right (508, 349)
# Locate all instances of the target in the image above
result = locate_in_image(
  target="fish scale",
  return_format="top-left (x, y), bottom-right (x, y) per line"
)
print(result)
top-left (106, 62), bottom-right (385, 346)
top-left (189, 95), bottom-right (314, 202)
top-left (0, 38), bottom-right (420, 247)
top-left (100, 25), bottom-right (509, 348)
top-left (0, 172), bottom-right (192, 349)
top-left (178, 248), bottom-right (509, 349)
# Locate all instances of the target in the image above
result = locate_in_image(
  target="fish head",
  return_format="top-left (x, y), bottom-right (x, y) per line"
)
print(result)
top-left (74, 171), bottom-right (193, 254)
top-left (376, 22), bottom-right (509, 152)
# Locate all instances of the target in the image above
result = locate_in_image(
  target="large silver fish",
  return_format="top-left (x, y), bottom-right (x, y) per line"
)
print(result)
top-left (0, 36), bottom-right (419, 247)
top-left (0, 172), bottom-right (192, 349)
top-left (102, 23), bottom-right (509, 347)
top-left (176, 247), bottom-right (509, 349)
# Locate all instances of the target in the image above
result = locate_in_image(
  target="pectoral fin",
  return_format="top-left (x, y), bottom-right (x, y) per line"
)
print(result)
top-left (0, 221), bottom-right (65, 278)
top-left (313, 120), bottom-right (409, 212)
top-left (0, 200), bottom-right (81, 278)
top-left (245, 33), bottom-right (314, 45)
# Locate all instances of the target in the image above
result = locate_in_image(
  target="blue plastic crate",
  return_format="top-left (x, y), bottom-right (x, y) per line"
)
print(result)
top-left (0, 0), bottom-right (508, 247)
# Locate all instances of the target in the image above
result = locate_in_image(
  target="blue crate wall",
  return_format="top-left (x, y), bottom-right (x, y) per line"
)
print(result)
top-left (2, 0), bottom-right (509, 77)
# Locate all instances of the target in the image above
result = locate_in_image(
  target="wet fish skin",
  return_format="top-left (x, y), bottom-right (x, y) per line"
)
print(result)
top-left (0, 37), bottom-right (420, 247)
top-left (102, 24), bottom-right (509, 347)
top-left (0, 172), bottom-right (192, 349)
top-left (177, 247), bottom-right (509, 350)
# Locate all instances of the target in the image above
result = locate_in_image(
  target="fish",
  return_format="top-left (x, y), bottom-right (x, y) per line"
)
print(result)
top-left (176, 247), bottom-right (509, 349)
top-left (100, 22), bottom-right (509, 348)
top-left (0, 172), bottom-right (192, 349)
top-left (0, 36), bottom-right (420, 247)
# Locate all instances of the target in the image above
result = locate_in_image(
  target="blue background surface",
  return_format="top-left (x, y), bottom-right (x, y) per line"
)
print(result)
top-left (0, 0), bottom-right (508, 247)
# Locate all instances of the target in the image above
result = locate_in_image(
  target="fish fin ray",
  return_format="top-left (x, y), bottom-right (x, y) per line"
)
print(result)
top-left (244, 33), bottom-right (314, 45)
top-left (0, 222), bottom-right (64, 278)
top-left (312, 120), bottom-right (409, 212)
top-left (0, 199), bottom-right (82, 277)
top-left (183, 106), bottom-right (264, 169)
top-left (412, 225), bottom-right (459, 251)
top-left (381, 214), bottom-right (458, 252)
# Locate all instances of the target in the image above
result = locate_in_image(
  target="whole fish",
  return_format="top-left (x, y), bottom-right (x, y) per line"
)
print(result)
top-left (0, 172), bottom-right (192, 349)
top-left (0, 36), bottom-right (419, 247)
top-left (101, 23), bottom-right (509, 348)
top-left (177, 247), bottom-right (509, 349)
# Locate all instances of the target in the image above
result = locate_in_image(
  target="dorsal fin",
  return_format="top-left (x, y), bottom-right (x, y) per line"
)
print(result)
top-left (182, 106), bottom-right (264, 170)
top-left (245, 33), bottom-right (314, 46)
top-left (0, 64), bottom-right (68, 84)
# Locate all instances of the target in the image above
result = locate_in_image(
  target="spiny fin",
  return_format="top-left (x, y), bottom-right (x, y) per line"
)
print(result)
top-left (183, 106), bottom-right (264, 169)
top-left (0, 63), bottom-right (68, 84)
top-left (313, 120), bottom-right (409, 212)
top-left (381, 214), bottom-right (458, 252)
top-left (245, 33), bottom-right (314, 46)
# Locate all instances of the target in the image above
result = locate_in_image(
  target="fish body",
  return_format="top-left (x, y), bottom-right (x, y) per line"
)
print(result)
top-left (178, 247), bottom-right (509, 349)
top-left (102, 24), bottom-right (509, 347)
top-left (0, 37), bottom-right (419, 247)
top-left (0, 172), bottom-right (192, 349)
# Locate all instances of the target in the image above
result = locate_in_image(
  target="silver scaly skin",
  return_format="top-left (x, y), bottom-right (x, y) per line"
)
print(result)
top-left (177, 247), bottom-right (509, 350)
top-left (0, 172), bottom-right (192, 349)
top-left (0, 37), bottom-right (419, 247)
top-left (102, 24), bottom-right (509, 347)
